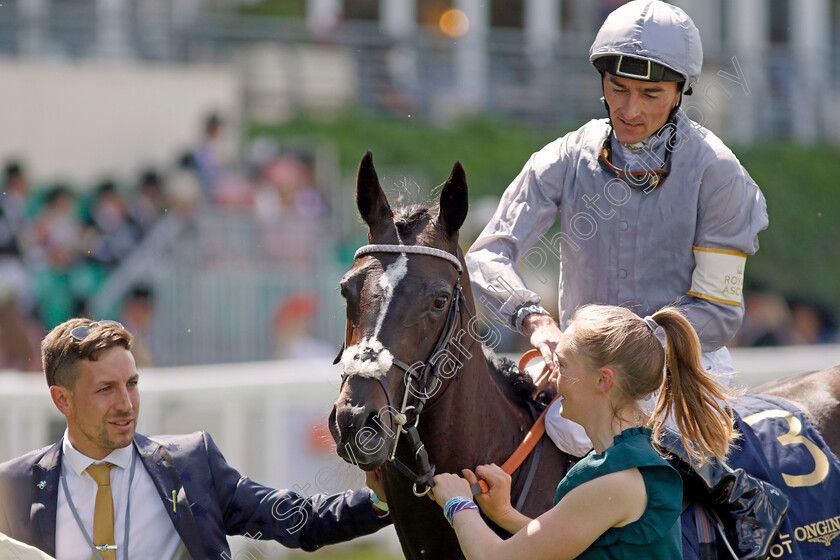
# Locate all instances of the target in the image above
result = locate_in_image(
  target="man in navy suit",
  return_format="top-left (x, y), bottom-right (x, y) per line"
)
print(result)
top-left (0, 318), bottom-right (390, 559)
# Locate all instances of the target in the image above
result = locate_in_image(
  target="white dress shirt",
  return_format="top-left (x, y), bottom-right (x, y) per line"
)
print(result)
top-left (56, 432), bottom-right (190, 560)
top-left (1, 532), bottom-right (56, 560)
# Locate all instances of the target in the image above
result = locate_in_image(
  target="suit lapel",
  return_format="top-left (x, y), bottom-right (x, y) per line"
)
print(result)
top-left (32, 440), bottom-right (62, 557)
top-left (134, 434), bottom-right (205, 559)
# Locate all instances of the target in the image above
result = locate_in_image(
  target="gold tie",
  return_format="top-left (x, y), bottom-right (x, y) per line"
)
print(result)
top-left (85, 463), bottom-right (117, 560)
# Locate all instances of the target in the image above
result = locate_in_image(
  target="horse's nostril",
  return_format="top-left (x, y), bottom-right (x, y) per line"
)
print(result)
top-left (336, 411), bottom-right (351, 432)
top-left (331, 405), bottom-right (357, 439)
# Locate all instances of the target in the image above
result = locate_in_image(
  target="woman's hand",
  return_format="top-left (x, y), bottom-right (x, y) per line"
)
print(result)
top-left (466, 464), bottom-right (533, 534)
top-left (464, 465), bottom-right (514, 520)
top-left (430, 473), bottom-right (473, 508)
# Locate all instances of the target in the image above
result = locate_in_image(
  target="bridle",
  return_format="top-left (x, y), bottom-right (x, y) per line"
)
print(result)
top-left (341, 243), bottom-right (468, 497)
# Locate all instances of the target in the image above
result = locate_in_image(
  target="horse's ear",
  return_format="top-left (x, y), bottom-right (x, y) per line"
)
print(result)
top-left (356, 151), bottom-right (392, 230)
top-left (439, 161), bottom-right (468, 237)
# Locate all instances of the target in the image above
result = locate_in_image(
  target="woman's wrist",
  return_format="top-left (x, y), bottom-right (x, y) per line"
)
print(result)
top-left (443, 496), bottom-right (479, 526)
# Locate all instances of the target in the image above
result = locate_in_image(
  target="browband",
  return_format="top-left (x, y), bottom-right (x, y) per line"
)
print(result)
top-left (355, 244), bottom-right (462, 273)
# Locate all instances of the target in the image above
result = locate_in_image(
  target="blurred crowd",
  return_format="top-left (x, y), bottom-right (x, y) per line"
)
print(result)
top-left (0, 160), bottom-right (166, 371)
top-left (490, 285), bottom-right (840, 358)
top-left (0, 113), bottom-right (330, 371)
top-left (1, 113), bottom-right (836, 371)
top-left (731, 284), bottom-right (839, 347)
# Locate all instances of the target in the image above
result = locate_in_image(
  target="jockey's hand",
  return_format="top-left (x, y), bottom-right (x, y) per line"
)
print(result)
top-left (466, 465), bottom-right (514, 523)
top-left (429, 473), bottom-right (472, 508)
top-left (522, 314), bottom-right (563, 386)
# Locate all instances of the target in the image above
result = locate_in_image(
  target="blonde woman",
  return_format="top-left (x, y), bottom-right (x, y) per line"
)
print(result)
top-left (432, 304), bottom-right (736, 559)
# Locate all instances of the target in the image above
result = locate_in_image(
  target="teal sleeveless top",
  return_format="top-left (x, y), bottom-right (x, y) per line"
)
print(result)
top-left (553, 427), bottom-right (682, 559)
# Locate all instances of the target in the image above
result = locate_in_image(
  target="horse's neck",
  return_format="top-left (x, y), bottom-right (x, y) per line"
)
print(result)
top-left (419, 346), bottom-right (532, 471)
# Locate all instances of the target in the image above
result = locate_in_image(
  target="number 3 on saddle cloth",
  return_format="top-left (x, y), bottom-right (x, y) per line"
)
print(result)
top-left (682, 394), bottom-right (840, 560)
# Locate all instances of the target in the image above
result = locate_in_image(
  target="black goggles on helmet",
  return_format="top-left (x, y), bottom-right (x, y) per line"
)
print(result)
top-left (594, 55), bottom-right (685, 83)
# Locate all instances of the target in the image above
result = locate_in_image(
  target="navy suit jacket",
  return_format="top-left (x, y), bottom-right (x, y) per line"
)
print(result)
top-left (0, 432), bottom-right (389, 558)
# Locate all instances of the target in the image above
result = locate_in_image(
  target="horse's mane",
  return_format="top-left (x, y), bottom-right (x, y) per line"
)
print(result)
top-left (483, 346), bottom-right (556, 412)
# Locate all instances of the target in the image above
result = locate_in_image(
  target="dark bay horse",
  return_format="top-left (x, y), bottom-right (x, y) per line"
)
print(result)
top-left (329, 152), bottom-right (840, 560)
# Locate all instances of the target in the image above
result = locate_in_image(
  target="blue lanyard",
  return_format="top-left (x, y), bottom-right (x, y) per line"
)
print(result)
top-left (61, 450), bottom-right (137, 560)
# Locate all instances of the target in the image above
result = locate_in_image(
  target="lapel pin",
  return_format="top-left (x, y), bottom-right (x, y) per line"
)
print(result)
top-left (37, 480), bottom-right (46, 490)
top-left (165, 489), bottom-right (177, 513)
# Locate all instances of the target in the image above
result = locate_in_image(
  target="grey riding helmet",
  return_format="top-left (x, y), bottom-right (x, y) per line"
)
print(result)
top-left (589, 0), bottom-right (703, 97)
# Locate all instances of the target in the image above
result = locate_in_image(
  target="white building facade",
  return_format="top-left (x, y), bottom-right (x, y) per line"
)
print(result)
top-left (3, 0), bottom-right (839, 143)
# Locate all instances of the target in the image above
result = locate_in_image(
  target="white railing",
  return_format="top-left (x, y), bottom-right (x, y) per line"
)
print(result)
top-left (728, 344), bottom-right (840, 387)
top-left (1, 345), bottom-right (838, 556)
top-left (1, 359), bottom-right (350, 485)
top-left (3, 346), bottom-right (839, 463)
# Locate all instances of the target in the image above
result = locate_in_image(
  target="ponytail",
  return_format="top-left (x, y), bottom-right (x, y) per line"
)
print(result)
top-left (648, 308), bottom-right (736, 464)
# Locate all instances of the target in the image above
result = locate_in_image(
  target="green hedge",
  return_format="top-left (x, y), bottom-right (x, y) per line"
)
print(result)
top-left (251, 112), bottom-right (840, 319)
top-left (253, 111), bottom-right (558, 200)
top-left (232, 0), bottom-right (305, 17)
top-left (737, 145), bottom-right (840, 316)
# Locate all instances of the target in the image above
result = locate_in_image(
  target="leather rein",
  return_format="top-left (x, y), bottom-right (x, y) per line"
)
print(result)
top-left (473, 350), bottom-right (560, 502)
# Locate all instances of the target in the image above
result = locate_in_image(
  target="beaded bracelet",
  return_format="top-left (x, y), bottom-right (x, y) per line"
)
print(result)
top-left (443, 496), bottom-right (478, 526)
top-left (443, 496), bottom-right (469, 519)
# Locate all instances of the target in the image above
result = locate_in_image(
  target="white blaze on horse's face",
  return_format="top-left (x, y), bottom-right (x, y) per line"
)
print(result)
top-left (374, 254), bottom-right (407, 336)
top-left (341, 255), bottom-right (408, 378)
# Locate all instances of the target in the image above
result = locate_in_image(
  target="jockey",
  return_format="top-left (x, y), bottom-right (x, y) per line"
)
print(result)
top-left (465, 1), bottom-right (783, 557)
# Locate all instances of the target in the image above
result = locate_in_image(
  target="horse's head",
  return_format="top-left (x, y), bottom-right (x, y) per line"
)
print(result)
top-left (329, 151), bottom-right (469, 471)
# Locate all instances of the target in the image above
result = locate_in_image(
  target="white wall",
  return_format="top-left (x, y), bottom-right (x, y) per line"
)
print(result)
top-left (0, 60), bottom-right (240, 186)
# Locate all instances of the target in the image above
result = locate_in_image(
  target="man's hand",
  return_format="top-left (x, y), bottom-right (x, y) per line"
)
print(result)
top-left (365, 468), bottom-right (388, 513)
top-left (522, 313), bottom-right (563, 388)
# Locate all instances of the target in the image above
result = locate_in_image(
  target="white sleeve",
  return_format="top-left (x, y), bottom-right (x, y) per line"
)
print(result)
top-left (543, 399), bottom-right (592, 458)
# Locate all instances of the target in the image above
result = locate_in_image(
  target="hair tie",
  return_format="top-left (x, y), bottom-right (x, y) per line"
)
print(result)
top-left (644, 316), bottom-right (659, 332)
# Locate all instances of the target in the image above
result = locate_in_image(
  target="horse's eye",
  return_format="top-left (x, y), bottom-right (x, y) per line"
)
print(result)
top-left (433, 294), bottom-right (450, 310)
top-left (339, 281), bottom-right (353, 299)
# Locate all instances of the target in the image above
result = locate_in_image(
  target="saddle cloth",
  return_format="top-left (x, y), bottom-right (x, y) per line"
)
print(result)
top-left (727, 393), bottom-right (840, 560)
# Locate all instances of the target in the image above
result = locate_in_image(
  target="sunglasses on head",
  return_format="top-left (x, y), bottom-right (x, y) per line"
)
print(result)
top-left (49, 320), bottom-right (124, 386)
top-left (69, 320), bottom-right (124, 341)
